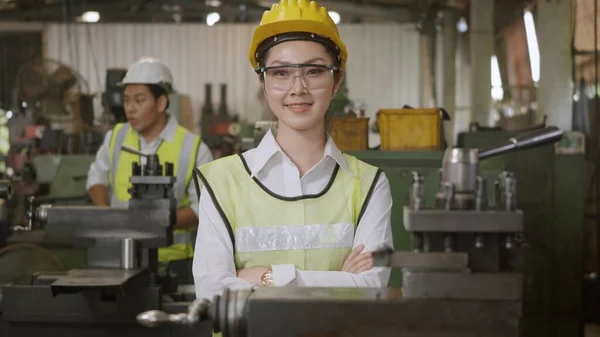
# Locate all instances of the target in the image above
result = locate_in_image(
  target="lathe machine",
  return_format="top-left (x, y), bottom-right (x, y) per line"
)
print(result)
top-left (0, 147), bottom-right (211, 337)
top-left (136, 126), bottom-right (563, 337)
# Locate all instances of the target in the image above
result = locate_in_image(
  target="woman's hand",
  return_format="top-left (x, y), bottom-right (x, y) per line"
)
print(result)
top-left (341, 244), bottom-right (373, 274)
top-left (237, 266), bottom-right (270, 285)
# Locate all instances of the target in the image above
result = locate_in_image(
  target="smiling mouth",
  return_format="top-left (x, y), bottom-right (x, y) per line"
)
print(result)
top-left (285, 103), bottom-right (313, 108)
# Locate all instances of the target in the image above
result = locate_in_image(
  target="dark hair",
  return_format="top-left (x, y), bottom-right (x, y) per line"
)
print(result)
top-left (146, 84), bottom-right (170, 111)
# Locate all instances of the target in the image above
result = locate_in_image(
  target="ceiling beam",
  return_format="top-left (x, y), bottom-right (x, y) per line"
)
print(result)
top-left (0, 0), bottom-right (416, 23)
top-left (317, 1), bottom-right (413, 22)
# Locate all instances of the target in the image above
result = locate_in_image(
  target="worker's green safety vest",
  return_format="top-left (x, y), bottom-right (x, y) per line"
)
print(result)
top-left (108, 122), bottom-right (201, 263)
top-left (196, 153), bottom-right (382, 337)
top-left (195, 153), bottom-right (382, 272)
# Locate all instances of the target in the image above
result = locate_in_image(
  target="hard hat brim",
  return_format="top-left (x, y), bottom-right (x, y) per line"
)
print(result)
top-left (115, 81), bottom-right (174, 93)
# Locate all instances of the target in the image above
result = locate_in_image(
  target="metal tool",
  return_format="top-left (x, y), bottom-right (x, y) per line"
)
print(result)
top-left (121, 145), bottom-right (168, 176)
top-left (0, 153), bottom-right (201, 337)
top-left (402, 126), bottom-right (562, 300)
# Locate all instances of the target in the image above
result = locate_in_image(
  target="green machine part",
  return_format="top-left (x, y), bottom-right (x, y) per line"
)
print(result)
top-left (348, 151), bottom-right (505, 288)
top-left (458, 131), bottom-right (586, 337)
top-left (351, 139), bottom-right (586, 336)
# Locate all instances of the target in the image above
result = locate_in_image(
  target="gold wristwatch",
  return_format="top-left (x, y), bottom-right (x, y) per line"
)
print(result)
top-left (260, 268), bottom-right (274, 287)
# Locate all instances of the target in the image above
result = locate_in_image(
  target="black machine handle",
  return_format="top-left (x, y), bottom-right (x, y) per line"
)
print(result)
top-left (478, 126), bottom-right (564, 160)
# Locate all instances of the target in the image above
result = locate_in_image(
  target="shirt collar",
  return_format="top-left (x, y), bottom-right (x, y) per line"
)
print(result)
top-left (249, 129), bottom-right (356, 178)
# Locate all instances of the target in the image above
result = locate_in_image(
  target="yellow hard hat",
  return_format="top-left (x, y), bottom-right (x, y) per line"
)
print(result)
top-left (248, 0), bottom-right (348, 71)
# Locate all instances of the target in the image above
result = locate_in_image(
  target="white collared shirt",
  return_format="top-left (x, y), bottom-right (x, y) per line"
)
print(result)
top-left (193, 130), bottom-right (393, 300)
top-left (86, 116), bottom-right (214, 215)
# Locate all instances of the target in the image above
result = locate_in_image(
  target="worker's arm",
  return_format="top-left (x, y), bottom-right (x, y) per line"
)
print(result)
top-left (175, 207), bottom-right (198, 230)
top-left (193, 186), bottom-right (254, 300)
top-left (86, 130), bottom-right (113, 206)
top-left (273, 173), bottom-right (394, 288)
top-left (177, 142), bottom-right (214, 230)
top-left (89, 185), bottom-right (109, 206)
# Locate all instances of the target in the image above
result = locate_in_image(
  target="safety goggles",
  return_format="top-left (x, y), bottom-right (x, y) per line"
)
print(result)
top-left (257, 63), bottom-right (339, 91)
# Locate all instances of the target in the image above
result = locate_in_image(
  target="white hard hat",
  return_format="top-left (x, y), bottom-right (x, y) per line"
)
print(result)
top-left (118, 56), bottom-right (174, 91)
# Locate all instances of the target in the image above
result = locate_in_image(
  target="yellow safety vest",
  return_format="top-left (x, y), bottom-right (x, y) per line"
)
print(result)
top-left (108, 122), bottom-right (201, 263)
top-left (195, 153), bottom-right (382, 272)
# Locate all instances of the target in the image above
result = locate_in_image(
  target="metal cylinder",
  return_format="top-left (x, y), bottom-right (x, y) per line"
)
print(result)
top-left (503, 175), bottom-right (517, 211)
top-left (441, 148), bottom-right (479, 193)
top-left (475, 176), bottom-right (487, 211)
top-left (121, 238), bottom-right (137, 269)
top-left (145, 155), bottom-right (161, 176)
top-left (410, 172), bottom-right (425, 210)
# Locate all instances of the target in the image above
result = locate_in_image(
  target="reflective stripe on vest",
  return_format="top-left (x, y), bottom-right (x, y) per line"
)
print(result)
top-left (108, 122), bottom-right (201, 262)
top-left (196, 153), bottom-right (382, 272)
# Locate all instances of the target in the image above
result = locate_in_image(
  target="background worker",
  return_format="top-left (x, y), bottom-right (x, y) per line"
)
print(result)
top-left (86, 56), bottom-right (213, 279)
top-left (192, 0), bottom-right (393, 300)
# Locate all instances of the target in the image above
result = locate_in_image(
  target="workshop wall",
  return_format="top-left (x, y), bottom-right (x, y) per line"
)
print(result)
top-left (44, 23), bottom-right (421, 126)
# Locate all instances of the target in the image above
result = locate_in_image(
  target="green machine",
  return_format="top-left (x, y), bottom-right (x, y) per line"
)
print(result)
top-left (350, 129), bottom-right (585, 337)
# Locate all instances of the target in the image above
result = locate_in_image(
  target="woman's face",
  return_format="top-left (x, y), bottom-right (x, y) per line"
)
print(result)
top-left (262, 40), bottom-right (343, 133)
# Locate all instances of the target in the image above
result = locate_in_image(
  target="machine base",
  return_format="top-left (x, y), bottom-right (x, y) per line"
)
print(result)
top-left (0, 282), bottom-right (211, 337)
top-left (243, 287), bottom-right (522, 337)
top-left (403, 271), bottom-right (523, 300)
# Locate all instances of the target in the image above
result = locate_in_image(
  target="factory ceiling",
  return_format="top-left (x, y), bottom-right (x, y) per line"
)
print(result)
top-left (0, 0), bottom-right (531, 34)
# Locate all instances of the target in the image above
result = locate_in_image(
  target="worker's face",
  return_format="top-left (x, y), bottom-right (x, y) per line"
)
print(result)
top-left (124, 84), bottom-right (167, 133)
top-left (262, 41), bottom-right (343, 133)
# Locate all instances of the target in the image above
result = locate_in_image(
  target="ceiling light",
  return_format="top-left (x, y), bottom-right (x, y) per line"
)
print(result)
top-left (523, 10), bottom-right (540, 82)
top-left (328, 11), bottom-right (341, 25)
top-left (206, 12), bottom-right (220, 26)
top-left (456, 17), bottom-right (468, 33)
top-left (82, 11), bottom-right (100, 23)
top-left (257, 1), bottom-right (276, 7)
top-left (205, 0), bottom-right (222, 7)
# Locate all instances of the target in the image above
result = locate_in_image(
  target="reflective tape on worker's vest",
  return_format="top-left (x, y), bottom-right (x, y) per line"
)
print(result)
top-left (235, 223), bottom-right (355, 253)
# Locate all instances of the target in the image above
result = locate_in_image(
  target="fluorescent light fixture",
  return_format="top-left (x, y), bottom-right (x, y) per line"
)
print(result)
top-left (82, 11), bottom-right (100, 23)
top-left (456, 17), bottom-right (468, 33)
top-left (523, 10), bottom-right (540, 82)
top-left (328, 11), bottom-right (341, 25)
top-left (206, 12), bottom-right (220, 26)
top-left (491, 55), bottom-right (504, 101)
top-left (205, 0), bottom-right (222, 7)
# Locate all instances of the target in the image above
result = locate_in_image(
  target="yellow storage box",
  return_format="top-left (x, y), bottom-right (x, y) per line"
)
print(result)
top-left (329, 117), bottom-right (369, 151)
top-left (377, 108), bottom-right (441, 151)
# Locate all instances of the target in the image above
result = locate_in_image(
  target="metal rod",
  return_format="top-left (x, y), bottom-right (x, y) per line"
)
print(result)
top-left (121, 237), bottom-right (137, 269)
top-left (121, 145), bottom-right (147, 157)
top-left (478, 126), bottom-right (563, 160)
